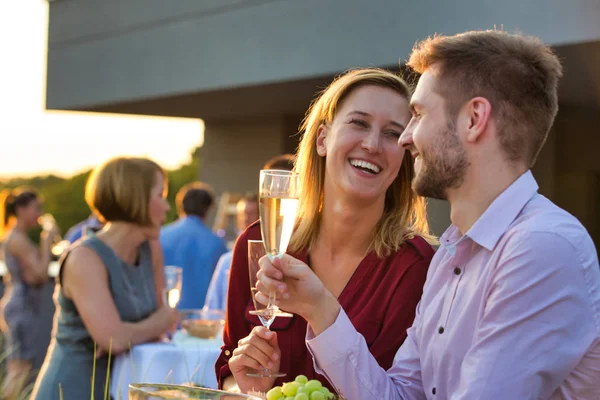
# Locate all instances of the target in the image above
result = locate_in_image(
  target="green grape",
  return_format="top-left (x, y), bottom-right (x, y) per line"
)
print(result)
top-left (310, 391), bottom-right (326, 400)
top-left (305, 380), bottom-right (322, 392)
top-left (285, 397), bottom-right (295, 400)
top-left (294, 394), bottom-right (309, 400)
top-left (266, 386), bottom-right (283, 400)
top-left (282, 381), bottom-right (299, 397)
top-left (295, 374), bottom-right (309, 385)
top-left (296, 386), bottom-right (310, 396)
top-left (318, 387), bottom-right (335, 399)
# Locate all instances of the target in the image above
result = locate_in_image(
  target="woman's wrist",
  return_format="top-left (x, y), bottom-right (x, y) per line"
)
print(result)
top-left (306, 290), bottom-right (341, 336)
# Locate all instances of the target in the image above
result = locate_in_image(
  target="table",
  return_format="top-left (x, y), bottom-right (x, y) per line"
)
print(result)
top-left (111, 331), bottom-right (223, 400)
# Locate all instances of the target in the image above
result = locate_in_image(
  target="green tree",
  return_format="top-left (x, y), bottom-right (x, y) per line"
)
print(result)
top-left (0, 150), bottom-right (202, 235)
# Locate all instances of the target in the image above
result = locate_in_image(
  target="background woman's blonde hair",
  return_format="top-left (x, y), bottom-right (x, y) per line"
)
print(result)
top-left (85, 157), bottom-right (167, 225)
top-left (290, 68), bottom-right (437, 257)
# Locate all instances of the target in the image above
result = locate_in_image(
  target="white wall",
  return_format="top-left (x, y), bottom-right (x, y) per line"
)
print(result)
top-left (46, 0), bottom-right (600, 109)
top-left (200, 117), bottom-right (287, 196)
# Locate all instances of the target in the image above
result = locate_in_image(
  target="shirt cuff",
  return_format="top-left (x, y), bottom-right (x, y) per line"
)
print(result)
top-left (306, 308), bottom-right (360, 370)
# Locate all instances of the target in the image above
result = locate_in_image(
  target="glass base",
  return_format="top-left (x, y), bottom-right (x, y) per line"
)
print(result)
top-left (246, 369), bottom-right (286, 378)
top-left (274, 311), bottom-right (293, 318)
top-left (249, 310), bottom-right (293, 318)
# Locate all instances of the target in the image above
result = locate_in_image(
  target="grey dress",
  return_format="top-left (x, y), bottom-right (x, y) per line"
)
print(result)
top-left (32, 235), bottom-right (159, 400)
top-left (1, 232), bottom-right (46, 362)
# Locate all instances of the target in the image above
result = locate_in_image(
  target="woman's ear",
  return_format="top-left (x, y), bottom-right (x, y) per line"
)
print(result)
top-left (316, 124), bottom-right (328, 157)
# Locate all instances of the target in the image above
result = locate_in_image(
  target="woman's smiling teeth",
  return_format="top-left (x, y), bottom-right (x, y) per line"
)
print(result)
top-left (349, 159), bottom-right (381, 174)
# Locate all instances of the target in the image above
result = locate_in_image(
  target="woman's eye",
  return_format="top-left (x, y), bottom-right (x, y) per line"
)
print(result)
top-left (350, 119), bottom-right (368, 128)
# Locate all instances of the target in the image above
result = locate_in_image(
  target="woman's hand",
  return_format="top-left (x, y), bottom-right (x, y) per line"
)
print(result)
top-left (155, 305), bottom-right (179, 333)
top-left (41, 223), bottom-right (60, 242)
top-left (256, 254), bottom-right (341, 335)
top-left (228, 326), bottom-right (281, 394)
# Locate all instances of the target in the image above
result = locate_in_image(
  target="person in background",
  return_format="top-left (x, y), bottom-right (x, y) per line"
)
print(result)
top-left (262, 153), bottom-right (295, 173)
top-left (64, 213), bottom-right (103, 244)
top-left (257, 31), bottom-right (600, 399)
top-left (160, 182), bottom-right (227, 310)
top-left (217, 68), bottom-right (436, 394)
top-left (204, 154), bottom-right (294, 312)
top-left (31, 157), bottom-right (178, 400)
top-left (0, 188), bottom-right (58, 399)
top-left (235, 193), bottom-right (259, 239)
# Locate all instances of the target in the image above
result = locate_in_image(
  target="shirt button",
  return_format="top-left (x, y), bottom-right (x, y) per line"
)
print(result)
top-left (225, 350), bottom-right (231, 356)
top-left (432, 387), bottom-right (436, 395)
top-left (454, 267), bottom-right (461, 275)
top-left (438, 327), bottom-right (444, 334)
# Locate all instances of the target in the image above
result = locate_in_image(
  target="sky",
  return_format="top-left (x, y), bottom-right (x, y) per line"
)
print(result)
top-left (0, 1), bottom-right (204, 179)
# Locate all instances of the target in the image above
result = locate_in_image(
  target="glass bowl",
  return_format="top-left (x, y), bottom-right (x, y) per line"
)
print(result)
top-left (179, 309), bottom-right (226, 339)
top-left (128, 384), bottom-right (262, 399)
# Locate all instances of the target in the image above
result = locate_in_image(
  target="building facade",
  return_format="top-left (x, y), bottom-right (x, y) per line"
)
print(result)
top-left (45, 0), bottom-right (600, 244)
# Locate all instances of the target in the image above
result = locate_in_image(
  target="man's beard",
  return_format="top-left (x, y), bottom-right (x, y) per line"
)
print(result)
top-left (412, 121), bottom-right (468, 200)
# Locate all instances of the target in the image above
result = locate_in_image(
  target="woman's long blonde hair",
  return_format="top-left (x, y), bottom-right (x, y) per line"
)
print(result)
top-left (290, 68), bottom-right (437, 257)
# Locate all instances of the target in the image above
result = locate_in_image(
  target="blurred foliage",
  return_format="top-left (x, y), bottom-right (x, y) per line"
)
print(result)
top-left (0, 149), bottom-right (201, 236)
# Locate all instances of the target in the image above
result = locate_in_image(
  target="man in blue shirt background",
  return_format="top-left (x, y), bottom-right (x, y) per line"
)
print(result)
top-left (160, 182), bottom-right (227, 310)
top-left (64, 214), bottom-right (103, 244)
top-left (204, 193), bottom-right (258, 311)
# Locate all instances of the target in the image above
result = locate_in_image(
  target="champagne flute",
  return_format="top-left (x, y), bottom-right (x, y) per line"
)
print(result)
top-left (259, 169), bottom-right (299, 318)
top-left (163, 265), bottom-right (182, 308)
top-left (38, 213), bottom-right (66, 257)
top-left (246, 240), bottom-right (285, 378)
top-left (39, 213), bottom-right (57, 232)
top-left (259, 170), bottom-right (300, 262)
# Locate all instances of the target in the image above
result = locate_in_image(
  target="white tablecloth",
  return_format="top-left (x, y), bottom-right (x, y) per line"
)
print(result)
top-left (110, 332), bottom-right (223, 400)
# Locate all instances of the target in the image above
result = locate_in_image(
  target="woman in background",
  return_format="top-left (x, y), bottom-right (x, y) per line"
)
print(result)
top-left (31, 157), bottom-right (178, 400)
top-left (0, 187), bottom-right (58, 399)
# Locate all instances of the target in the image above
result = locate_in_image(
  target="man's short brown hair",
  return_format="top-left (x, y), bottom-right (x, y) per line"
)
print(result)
top-left (263, 154), bottom-right (295, 171)
top-left (407, 30), bottom-right (563, 167)
top-left (176, 182), bottom-right (215, 218)
top-left (85, 157), bottom-right (166, 225)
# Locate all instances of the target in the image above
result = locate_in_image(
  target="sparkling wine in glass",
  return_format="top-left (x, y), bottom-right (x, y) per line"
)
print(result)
top-left (246, 240), bottom-right (285, 378)
top-left (38, 213), bottom-right (66, 257)
top-left (259, 170), bottom-right (300, 262)
top-left (39, 213), bottom-right (57, 232)
top-left (163, 265), bottom-right (182, 308)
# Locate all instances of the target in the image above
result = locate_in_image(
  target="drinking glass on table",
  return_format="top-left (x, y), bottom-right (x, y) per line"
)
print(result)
top-left (163, 265), bottom-right (182, 308)
top-left (247, 240), bottom-right (286, 378)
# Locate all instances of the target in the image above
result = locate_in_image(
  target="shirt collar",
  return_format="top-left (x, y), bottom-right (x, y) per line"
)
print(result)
top-left (465, 170), bottom-right (539, 251)
top-left (183, 215), bottom-right (206, 227)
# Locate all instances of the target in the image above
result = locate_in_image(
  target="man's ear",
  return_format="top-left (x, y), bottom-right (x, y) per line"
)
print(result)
top-left (464, 97), bottom-right (492, 143)
top-left (316, 124), bottom-right (328, 156)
